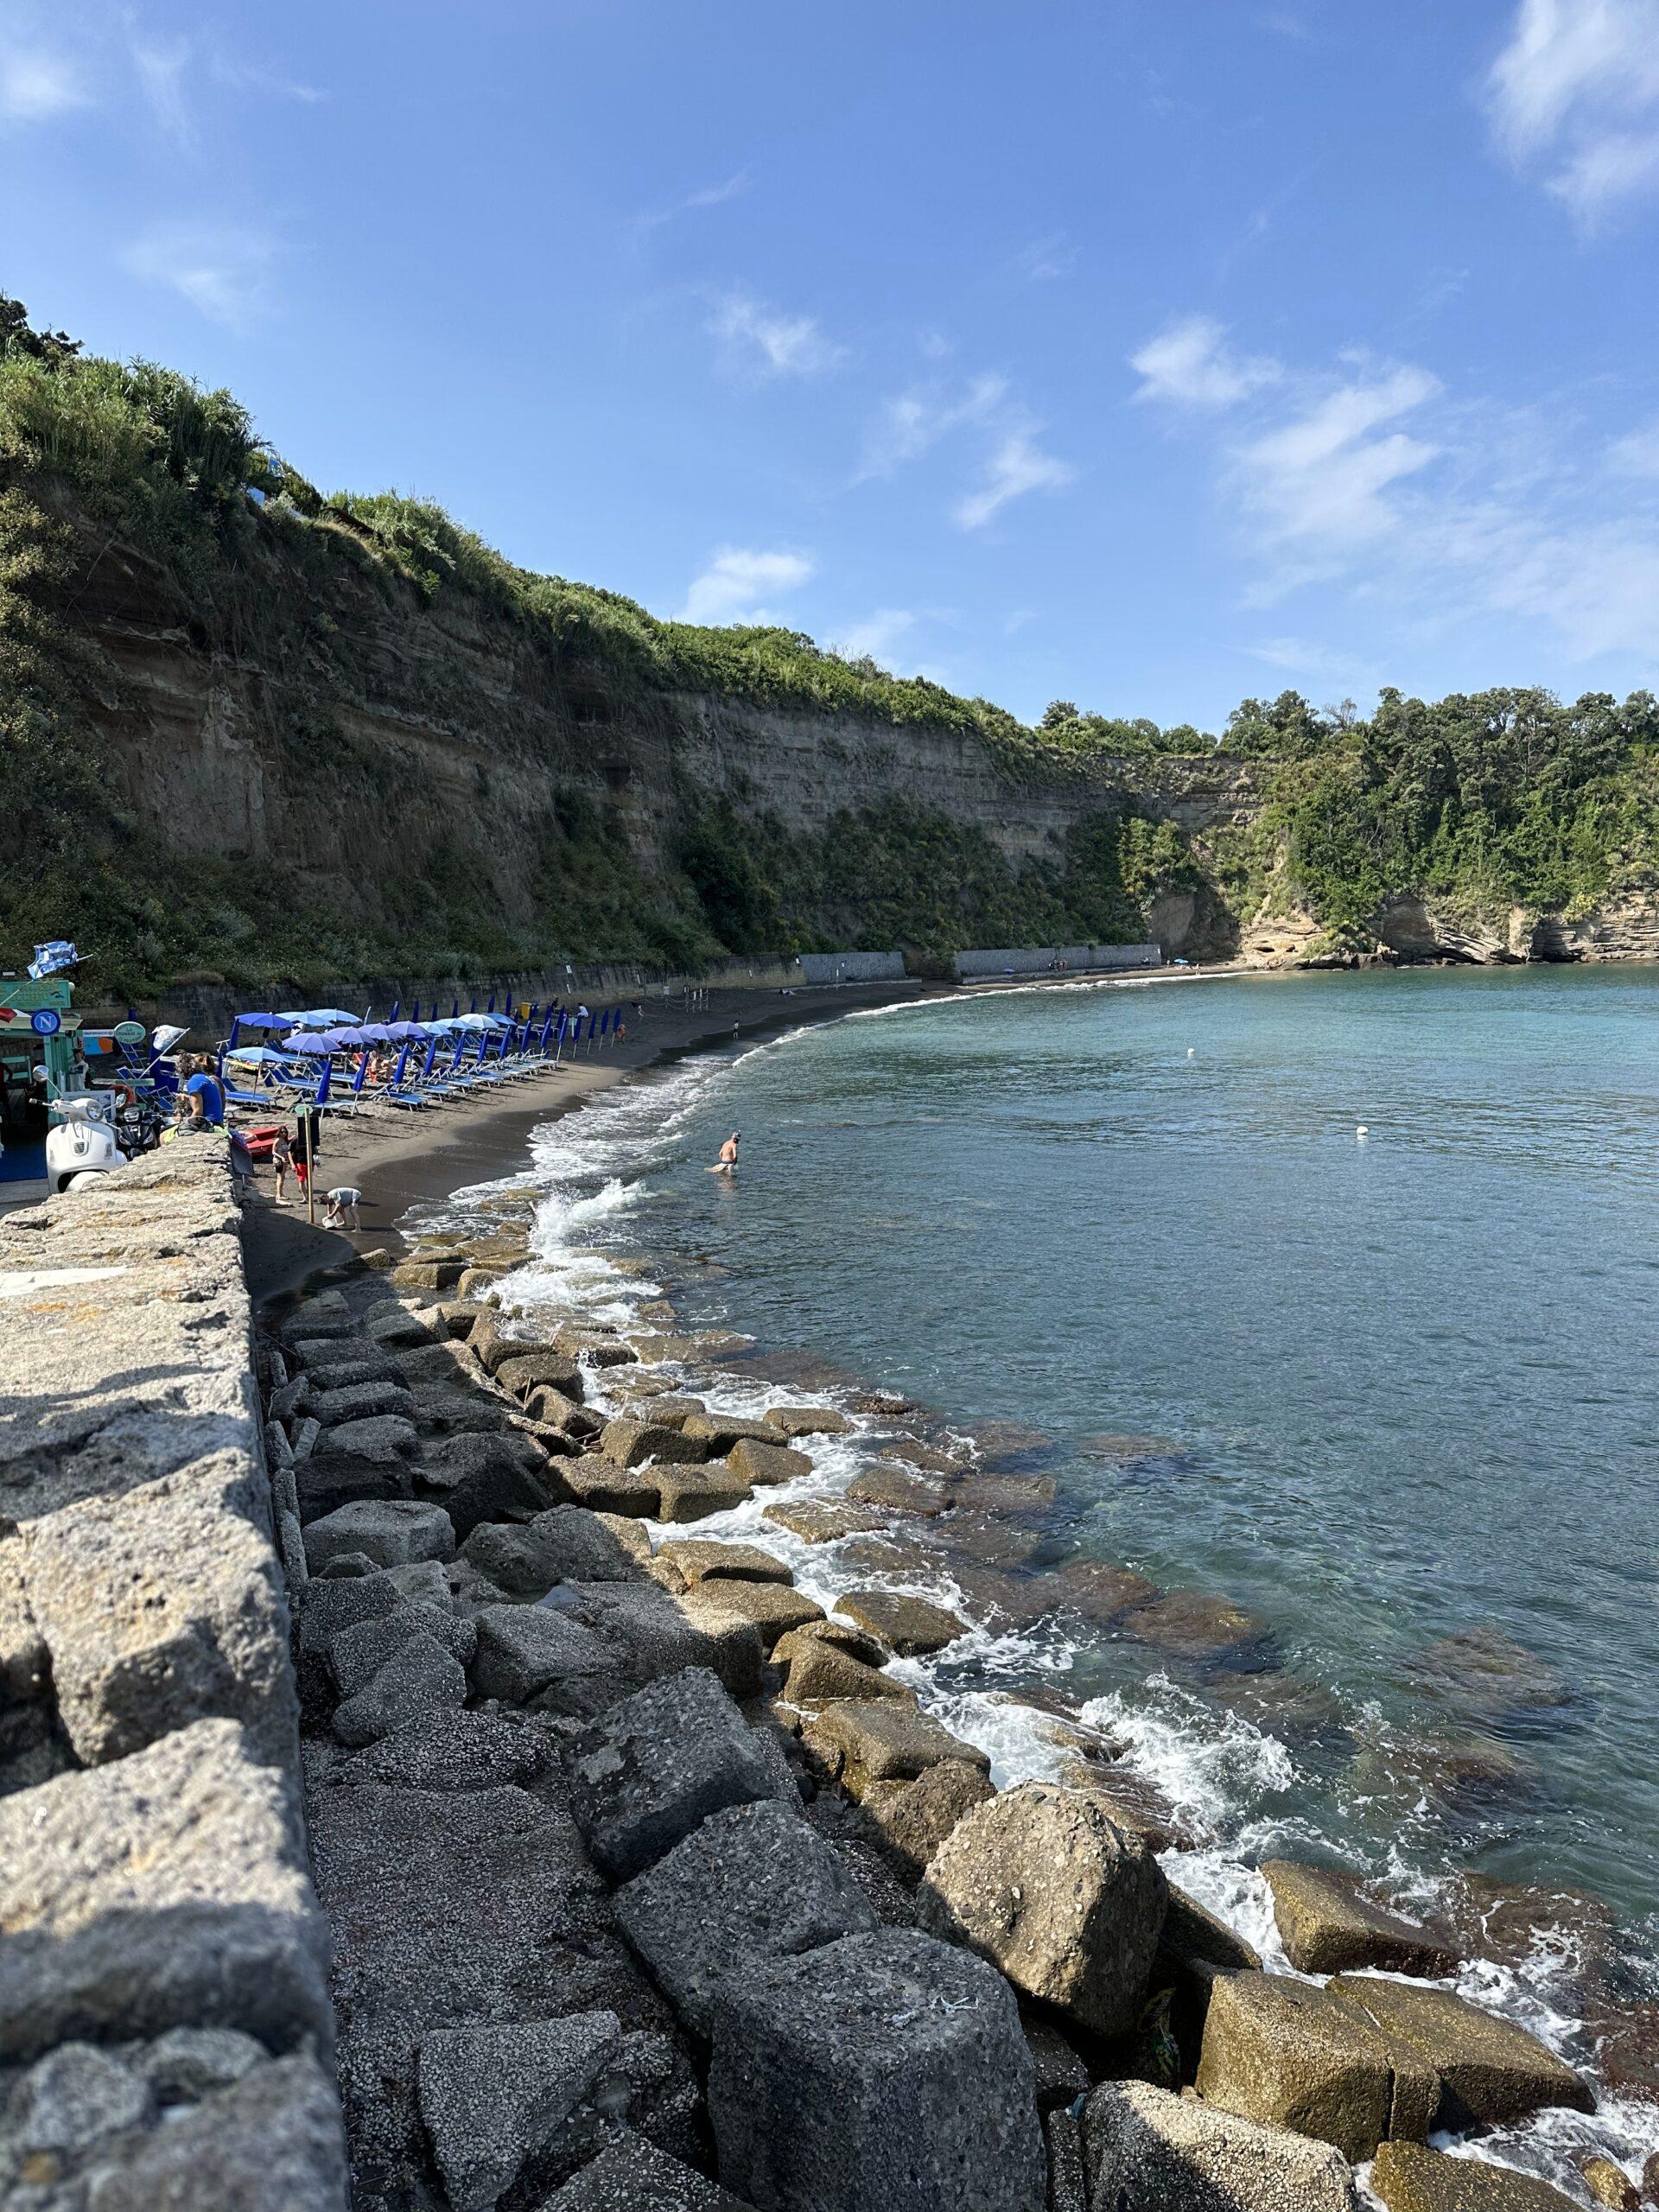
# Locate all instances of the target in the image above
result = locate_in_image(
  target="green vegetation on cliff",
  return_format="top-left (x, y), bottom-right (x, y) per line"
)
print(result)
top-left (2, 300), bottom-right (1656, 996)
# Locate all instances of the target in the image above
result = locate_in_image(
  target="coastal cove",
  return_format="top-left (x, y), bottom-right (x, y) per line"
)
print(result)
top-left (391, 960), bottom-right (1659, 2202)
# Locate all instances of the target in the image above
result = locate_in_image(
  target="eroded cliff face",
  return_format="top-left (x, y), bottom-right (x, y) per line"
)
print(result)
top-left (48, 503), bottom-right (1263, 969)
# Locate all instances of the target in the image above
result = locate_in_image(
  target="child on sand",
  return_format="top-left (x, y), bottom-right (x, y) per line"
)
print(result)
top-left (270, 1128), bottom-right (292, 1205)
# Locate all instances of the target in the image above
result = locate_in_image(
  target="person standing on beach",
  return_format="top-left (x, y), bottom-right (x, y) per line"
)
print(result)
top-left (270, 1128), bottom-right (293, 1205)
top-left (713, 1131), bottom-right (741, 1174)
top-left (292, 1104), bottom-right (321, 1198)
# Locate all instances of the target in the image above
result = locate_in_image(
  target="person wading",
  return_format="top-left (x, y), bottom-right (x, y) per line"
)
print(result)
top-left (711, 1131), bottom-right (741, 1175)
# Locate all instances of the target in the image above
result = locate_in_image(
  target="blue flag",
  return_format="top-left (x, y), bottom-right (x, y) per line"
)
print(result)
top-left (29, 941), bottom-right (78, 979)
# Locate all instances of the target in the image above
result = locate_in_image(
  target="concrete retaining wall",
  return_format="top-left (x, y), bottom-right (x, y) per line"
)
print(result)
top-left (0, 1144), bottom-right (348, 2203)
top-left (798, 950), bottom-right (908, 984)
top-left (953, 943), bottom-right (1162, 978)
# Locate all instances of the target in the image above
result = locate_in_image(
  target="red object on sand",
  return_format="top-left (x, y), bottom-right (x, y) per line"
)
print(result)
top-left (241, 1124), bottom-right (284, 1160)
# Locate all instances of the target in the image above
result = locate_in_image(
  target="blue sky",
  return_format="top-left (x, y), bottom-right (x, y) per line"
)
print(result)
top-left (5, 1), bottom-right (1659, 731)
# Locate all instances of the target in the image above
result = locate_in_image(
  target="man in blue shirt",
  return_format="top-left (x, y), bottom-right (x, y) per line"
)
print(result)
top-left (183, 1056), bottom-right (225, 1128)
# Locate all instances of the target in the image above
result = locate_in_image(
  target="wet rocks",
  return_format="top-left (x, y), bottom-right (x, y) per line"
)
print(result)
top-left (1262, 1859), bottom-right (1459, 1978)
top-left (601, 1416), bottom-right (710, 1469)
top-left (917, 1782), bottom-right (1167, 2036)
top-left (1194, 1970), bottom-right (1437, 2161)
top-left (679, 1413), bottom-right (780, 1452)
top-left (656, 1464), bottom-right (758, 1523)
top-left (833, 1589), bottom-right (969, 1656)
top-left (779, 1634), bottom-right (916, 1709)
top-left (416, 2011), bottom-right (623, 2210)
top-left (1369, 2142), bottom-right (1582, 2212)
top-left (848, 1466), bottom-right (953, 1516)
top-left (799, 1699), bottom-right (989, 1799)
top-left (615, 1797), bottom-right (879, 2036)
top-left (762, 1499), bottom-right (887, 1544)
top-left (679, 1579), bottom-right (824, 1655)
top-left (1326, 1974), bottom-right (1593, 2126)
top-left (567, 1665), bottom-right (796, 1879)
top-left (1583, 2157), bottom-right (1641, 2210)
top-left (764, 1405), bottom-right (851, 1439)
top-left (652, 1540), bottom-right (795, 1590)
top-left (707, 1927), bottom-right (1046, 2212)
top-left (1081, 2079), bottom-right (1360, 2212)
top-left (1121, 1588), bottom-right (1275, 1670)
top-left (726, 1435), bottom-right (812, 1488)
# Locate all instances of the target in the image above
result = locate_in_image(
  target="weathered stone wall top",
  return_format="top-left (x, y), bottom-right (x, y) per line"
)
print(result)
top-left (0, 1143), bottom-right (347, 2204)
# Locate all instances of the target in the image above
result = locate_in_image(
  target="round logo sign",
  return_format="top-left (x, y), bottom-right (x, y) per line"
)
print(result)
top-left (112, 1020), bottom-right (147, 1046)
top-left (30, 1008), bottom-right (61, 1036)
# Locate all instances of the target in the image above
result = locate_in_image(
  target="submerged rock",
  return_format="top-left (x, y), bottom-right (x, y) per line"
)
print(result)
top-left (832, 1590), bottom-right (968, 1656)
top-left (763, 1499), bottom-right (888, 1544)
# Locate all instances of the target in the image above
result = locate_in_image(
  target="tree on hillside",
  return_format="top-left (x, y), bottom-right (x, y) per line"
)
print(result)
top-left (0, 296), bottom-right (80, 366)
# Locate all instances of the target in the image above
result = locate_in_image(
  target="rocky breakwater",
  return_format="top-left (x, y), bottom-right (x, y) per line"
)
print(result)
top-left (264, 1202), bottom-right (1614, 2212)
top-left (0, 1144), bottom-right (347, 2206)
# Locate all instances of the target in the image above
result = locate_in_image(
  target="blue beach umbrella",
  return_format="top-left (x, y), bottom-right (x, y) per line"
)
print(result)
top-left (226, 1046), bottom-right (298, 1066)
top-left (234, 1012), bottom-right (290, 1030)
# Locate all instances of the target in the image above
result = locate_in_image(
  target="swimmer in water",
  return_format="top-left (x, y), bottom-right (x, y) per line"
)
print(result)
top-left (711, 1131), bottom-right (741, 1175)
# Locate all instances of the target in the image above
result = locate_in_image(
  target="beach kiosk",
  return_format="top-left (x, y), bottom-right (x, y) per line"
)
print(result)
top-left (0, 973), bottom-right (79, 1184)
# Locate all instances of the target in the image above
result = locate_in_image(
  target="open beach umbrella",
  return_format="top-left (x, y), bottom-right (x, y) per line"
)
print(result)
top-left (234, 1013), bottom-right (291, 1030)
top-left (226, 1046), bottom-right (299, 1065)
top-left (385, 1020), bottom-right (424, 1039)
top-left (358, 1024), bottom-right (394, 1043)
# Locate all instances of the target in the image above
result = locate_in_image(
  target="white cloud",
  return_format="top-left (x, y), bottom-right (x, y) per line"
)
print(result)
top-left (133, 37), bottom-right (191, 142)
top-left (1014, 232), bottom-right (1076, 282)
top-left (1233, 366), bottom-right (1440, 553)
top-left (709, 292), bottom-right (844, 378)
top-left (636, 170), bottom-right (749, 234)
top-left (124, 223), bottom-right (280, 328)
top-left (678, 546), bottom-right (816, 626)
top-left (857, 372), bottom-right (1008, 480)
top-left (1487, 0), bottom-right (1659, 219)
top-left (0, 48), bottom-right (89, 119)
top-left (1130, 315), bottom-right (1281, 409)
top-left (955, 428), bottom-right (1075, 531)
top-left (1608, 416), bottom-right (1659, 475)
top-left (1249, 637), bottom-right (1382, 694)
top-left (836, 609), bottom-right (915, 664)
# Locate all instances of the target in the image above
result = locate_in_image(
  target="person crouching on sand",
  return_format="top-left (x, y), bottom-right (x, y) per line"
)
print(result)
top-left (324, 1185), bottom-right (364, 1230)
top-left (714, 1132), bottom-right (740, 1174)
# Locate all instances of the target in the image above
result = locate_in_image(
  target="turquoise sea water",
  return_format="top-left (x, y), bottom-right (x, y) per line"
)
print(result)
top-left (429, 963), bottom-right (1659, 2191)
top-left (639, 968), bottom-right (1659, 1910)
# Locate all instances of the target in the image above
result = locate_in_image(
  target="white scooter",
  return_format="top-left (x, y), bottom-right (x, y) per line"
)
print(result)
top-left (45, 1089), bottom-right (167, 1192)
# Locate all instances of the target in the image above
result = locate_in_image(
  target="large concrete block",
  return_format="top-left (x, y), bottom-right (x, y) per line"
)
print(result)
top-left (470, 1603), bottom-right (616, 1704)
top-left (0, 1719), bottom-right (332, 2062)
top-left (616, 1797), bottom-right (878, 2035)
top-left (568, 1666), bottom-right (795, 1879)
top-left (569, 1582), bottom-right (765, 1700)
top-left (1262, 1861), bottom-right (1459, 1979)
top-left (918, 1783), bottom-right (1166, 2037)
top-left (544, 2131), bottom-right (755, 2209)
top-left (461, 1508), bottom-right (645, 1595)
top-left (18, 1448), bottom-right (297, 1770)
top-left (15, 2051), bottom-right (351, 2210)
top-left (416, 2012), bottom-right (622, 2211)
top-left (1080, 2079), bottom-right (1360, 2212)
top-left (708, 1927), bottom-right (1045, 2212)
top-left (1195, 1971), bottom-right (1437, 2162)
top-left (417, 1430), bottom-right (558, 1539)
top-left (302, 1499), bottom-right (455, 1574)
top-left (1326, 1976), bottom-right (1592, 2129)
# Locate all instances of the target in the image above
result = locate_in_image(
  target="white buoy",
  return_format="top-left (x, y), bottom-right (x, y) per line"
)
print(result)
top-left (1186, 1047), bottom-right (1194, 1058)
top-left (1356, 1125), bottom-right (1369, 1139)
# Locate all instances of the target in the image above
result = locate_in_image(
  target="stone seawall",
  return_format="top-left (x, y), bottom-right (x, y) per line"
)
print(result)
top-left (0, 1145), bottom-right (348, 2205)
